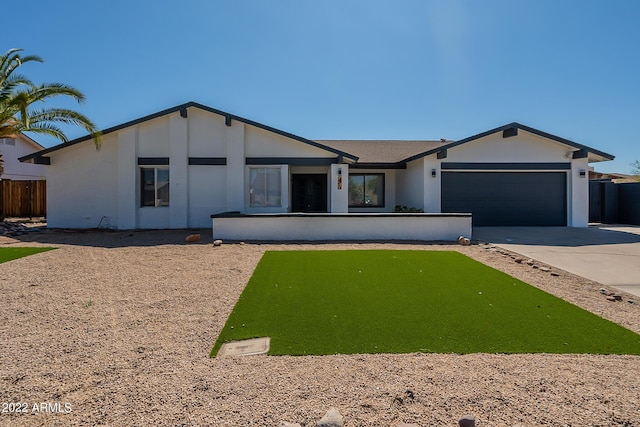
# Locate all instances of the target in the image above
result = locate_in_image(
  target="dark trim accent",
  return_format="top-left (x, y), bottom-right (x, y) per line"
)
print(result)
top-left (399, 122), bottom-right (615, 164)
top-left (19, 101), bottom-right (359, 163)
top-left (436, 149), bottom-right (447, 159)
top-left (572, 149), bottom-right (588, 159)
top-left (441, 162), bottom-right (571, 170)
top-left (246, 157), bottom-right (337, 166)
top-left (138, 157), bottom-right (169, 165)
top-left (502, 127), bottom-right (518, 138)
top-left (350, 162), bottom-right (407, 169)
top-left (188, 157), bottom-right (227, 165)
top-left (224, 115), bottom-right (232, 127)
top-left (211, 212), bottom-right (471, 218)
top-left (179, 107), bottom-right (188, 118)
top-left (33, 156), bottom-right (51, 165)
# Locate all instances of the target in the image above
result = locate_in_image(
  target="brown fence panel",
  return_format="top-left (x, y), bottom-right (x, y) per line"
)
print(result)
top-left (0, 179), bottom-right (46, 218)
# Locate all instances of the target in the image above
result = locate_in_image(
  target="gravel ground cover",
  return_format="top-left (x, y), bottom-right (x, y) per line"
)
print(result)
top-left (0, 229), bottom-right (639, 426)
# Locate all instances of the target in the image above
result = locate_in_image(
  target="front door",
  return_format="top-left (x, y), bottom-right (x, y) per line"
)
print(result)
top-left (291, 174), bottom-right (328, 212)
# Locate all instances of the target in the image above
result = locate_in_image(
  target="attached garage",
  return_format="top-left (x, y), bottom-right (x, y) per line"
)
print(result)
top-left (441, 170), bottom-right (567, 226)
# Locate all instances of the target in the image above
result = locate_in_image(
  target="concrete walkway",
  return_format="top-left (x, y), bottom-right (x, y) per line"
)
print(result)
top-left (473, 225), bottom-right (640, 298)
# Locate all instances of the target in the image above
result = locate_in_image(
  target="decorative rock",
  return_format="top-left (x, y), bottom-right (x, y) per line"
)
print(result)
top-left (213, 239), bottom-right (223, 246)
top-left (239, 241), bottom-right (246, 245)
top-left (459, 414), bottom-right (476, 427)
top-left (457, 236), bottom-right (471, 246)
top-left (599, 288), bottom-right (608, 294)
top-left (185, 234), bottom-right (200, 243)
top-left (613, 294), bottom-right (623, 301)
top-left (514, 257), bottom-right (524, 264)
top-left (606, 296), bottom-right (617, 302)
top-left (550, 272), bottom-right (560, 277)
top-left (280, 422), bottom-right (302, 427)
top-left (317, 408), bottom-right (343, 427)
top-left (526, 259), bottom-right (534, 266)
top-left (532, 265), bottom-right (539, 269)
top-left (539, 267), bottom-right (551, 272)
top-left (628, 300), bottom-right (637, 305)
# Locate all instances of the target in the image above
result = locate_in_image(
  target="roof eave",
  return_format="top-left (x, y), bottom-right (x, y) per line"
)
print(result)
top-left (19, 102), bottom-right (359, 163)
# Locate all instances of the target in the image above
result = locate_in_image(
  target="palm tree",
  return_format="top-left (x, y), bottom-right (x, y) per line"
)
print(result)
top-left (0, 48), bottom-right (100, 146)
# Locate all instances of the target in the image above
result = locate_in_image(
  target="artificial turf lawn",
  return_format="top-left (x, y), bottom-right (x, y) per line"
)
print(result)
top-left (0, 247), bottom-right (54, 264)
top-left (211, 250), bottom-right (640, 356)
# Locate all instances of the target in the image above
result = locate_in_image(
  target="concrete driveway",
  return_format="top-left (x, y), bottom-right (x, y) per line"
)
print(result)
top-left (473, 225), bottom-right (640, 298)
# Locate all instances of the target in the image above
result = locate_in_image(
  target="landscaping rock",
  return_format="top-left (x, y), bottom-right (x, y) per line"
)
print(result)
top-left (185, 233), bottom-right (200, 243)
top-left (213, 239), bottom-right (223, 246)
top-left (280, 422), bottom-right (302, 427)
top-left (532, 265), bottom-right (539, 269)
top-left (457, 236), bottom-right (471, 246)
top-left (550, 272), bottom-right (560, 277)
top-left (539, 267), bottom-right (551, 272)
top-left (600, 288), bottom-right (609, 294)
top-left (317, 408), bottom-right (343, 427)
top-left (613, 294), bottom-right (623, 301)
top-left (606, 296), bottom-right (617, 302)
top-left (514, 257), bottom-right (524, 263)
top-left (526, 259), bottom-right (534, 265)
top-left (629, 300), bottom-right (637, 305)
top-left (0, 221), bottom-right (32, 236)
top-left (459, 414), bottom-right (476, 427)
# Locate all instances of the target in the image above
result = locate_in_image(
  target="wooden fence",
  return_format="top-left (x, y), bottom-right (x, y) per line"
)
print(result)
top-left (0, 179), bottom-right (46, 218)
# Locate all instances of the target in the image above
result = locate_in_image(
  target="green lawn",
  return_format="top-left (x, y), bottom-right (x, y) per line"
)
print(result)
top-left (211, 250), bottom-right (640, 356)
top-left (0, 247), bottom-right (55, 264)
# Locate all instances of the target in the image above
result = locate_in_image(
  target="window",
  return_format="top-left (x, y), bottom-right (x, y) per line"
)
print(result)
top-left (141, 167), bottom-right (170, 207)
top-left (249, 167), bottom-right (281, 207)
top-left (348, 173), bottom-right (384, 207)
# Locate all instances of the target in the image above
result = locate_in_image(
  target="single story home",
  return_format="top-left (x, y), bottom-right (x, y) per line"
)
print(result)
top-left (20, 102), bottom-right (613, 237)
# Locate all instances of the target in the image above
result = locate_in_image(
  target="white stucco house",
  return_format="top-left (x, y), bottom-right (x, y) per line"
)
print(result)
top-left (19, 102), bottom-right (613, 239)
top-left (1, 134), bottom-right (47, 181)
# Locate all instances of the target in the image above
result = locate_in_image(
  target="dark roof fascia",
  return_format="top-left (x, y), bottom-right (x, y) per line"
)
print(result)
top-left (19, 101), bottom-right (359, 163)
top-left (399, 122), bottom-right (615, 164)
top-left (349, 162), bottom-right (407, 170)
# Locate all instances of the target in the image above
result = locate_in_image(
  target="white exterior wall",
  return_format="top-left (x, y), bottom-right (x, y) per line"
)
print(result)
top-left (396, 158), bottom-right (424, 210)
top-left (570, 157), bottom-right (589, 227)
top-left (423, 156), bottom-right (442, 213)
top-left (212, 214), bottom-right (472, 241)
top-left (47, 135), bottom-right (119, 228)
top-left (0, 136), bottom-right (47, 180)
top-left (330, 164), bottom-right (348, 213)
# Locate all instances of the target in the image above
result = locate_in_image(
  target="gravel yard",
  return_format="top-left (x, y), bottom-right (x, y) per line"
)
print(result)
top-left (1, 229), bottom-right (639, 426)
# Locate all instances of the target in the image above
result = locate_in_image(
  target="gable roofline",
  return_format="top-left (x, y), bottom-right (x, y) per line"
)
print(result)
top-left (19, 101), bottom-right (359, 163)
top-left (399, 122), bottom-right (615, 164)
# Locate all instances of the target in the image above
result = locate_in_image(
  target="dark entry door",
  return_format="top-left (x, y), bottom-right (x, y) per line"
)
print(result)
top-left (292, 174), bottom-right (328, 212)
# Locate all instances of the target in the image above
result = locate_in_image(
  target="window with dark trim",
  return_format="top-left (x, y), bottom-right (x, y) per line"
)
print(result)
top-left (348, 173), bottom-right (384, 207)
top-left (141, 167), bottom-right (170, 207)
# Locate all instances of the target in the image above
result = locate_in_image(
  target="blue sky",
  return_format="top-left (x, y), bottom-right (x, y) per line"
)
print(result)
top-left (5, 0), bottom-right (640, 173)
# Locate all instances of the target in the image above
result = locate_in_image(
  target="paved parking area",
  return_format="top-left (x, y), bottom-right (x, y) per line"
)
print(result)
top-left (473, 225), bottom-right (640, 298)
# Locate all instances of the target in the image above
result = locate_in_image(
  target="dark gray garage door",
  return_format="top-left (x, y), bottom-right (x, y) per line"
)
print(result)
top-left (442, 172), bottom-right (567, 226)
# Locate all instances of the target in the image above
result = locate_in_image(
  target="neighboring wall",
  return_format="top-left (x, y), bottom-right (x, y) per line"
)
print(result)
top-left (1, 136), bottom-right (47, 180)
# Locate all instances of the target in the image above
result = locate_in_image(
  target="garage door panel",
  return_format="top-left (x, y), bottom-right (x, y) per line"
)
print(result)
top-left (441, 172), bottom-right (567, 226)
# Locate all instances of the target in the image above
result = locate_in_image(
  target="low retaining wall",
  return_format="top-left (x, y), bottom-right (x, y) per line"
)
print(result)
top-left (211, 213), bottom-right (472, 241)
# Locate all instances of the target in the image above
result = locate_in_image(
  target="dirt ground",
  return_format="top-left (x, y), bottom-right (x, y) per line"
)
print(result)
top-left (0, 229), bottom-right (639, 426)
